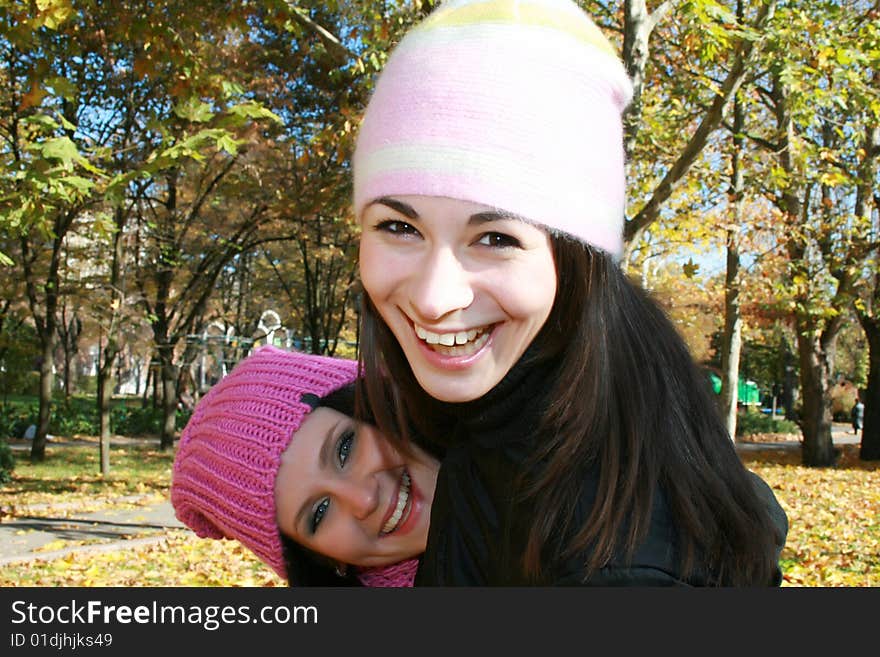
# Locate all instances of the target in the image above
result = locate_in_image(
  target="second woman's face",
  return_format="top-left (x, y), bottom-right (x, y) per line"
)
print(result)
top-left (359, 195), bottom-right (557, 402)
top-left (275, 407), bottom-right (439, 568)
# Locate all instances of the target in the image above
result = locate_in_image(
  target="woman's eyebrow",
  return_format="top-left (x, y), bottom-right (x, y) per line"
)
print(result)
top-left (369, 197), bottom-right (418, 218)
top-left (468, 210), bottom-right (526, 225)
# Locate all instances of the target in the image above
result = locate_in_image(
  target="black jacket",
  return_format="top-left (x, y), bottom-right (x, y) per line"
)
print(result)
top-left (415, 353), bottom-right (788, 586)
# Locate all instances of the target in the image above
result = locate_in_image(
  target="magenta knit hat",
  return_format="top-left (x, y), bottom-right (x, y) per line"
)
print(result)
top-left (353, 0), bottom-right (633, 257)
top-left (171, 345), bottom-right (359, 580)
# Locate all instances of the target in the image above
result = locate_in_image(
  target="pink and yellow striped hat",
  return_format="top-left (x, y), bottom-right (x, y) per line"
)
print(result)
top-left (353, 0), bottom-right (633, 257)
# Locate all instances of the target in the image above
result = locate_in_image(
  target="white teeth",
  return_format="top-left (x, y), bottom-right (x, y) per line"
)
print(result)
top-left (381, 471), bottom-right (411, 535)
top-left (415, 325), bottom-right (438, 343)
top-left (414, 324), bottom-right (488, 349)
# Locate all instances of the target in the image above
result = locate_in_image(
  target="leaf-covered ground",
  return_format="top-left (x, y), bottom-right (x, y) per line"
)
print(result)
top-left (1, 440), bottom-right (877, 587)
top-left (742, 445), bottom-right (879, 587)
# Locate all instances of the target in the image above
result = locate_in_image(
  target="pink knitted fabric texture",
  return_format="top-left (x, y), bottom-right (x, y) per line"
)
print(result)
top-left (172, 345), bottom-right (382, 582)
top-left (356, 558), bottom-right (419, 587)
top-left (353, 0), bottom-right (633, 258)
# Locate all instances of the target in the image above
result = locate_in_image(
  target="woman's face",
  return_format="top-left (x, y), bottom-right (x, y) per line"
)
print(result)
top-left (275, 407), bottom-right (438, 568)
top-left (359, 195), bottom-right (557, 402)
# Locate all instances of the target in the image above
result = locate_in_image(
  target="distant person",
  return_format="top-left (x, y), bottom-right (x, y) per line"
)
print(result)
top-left (851, 398), bottom-right (865, 435)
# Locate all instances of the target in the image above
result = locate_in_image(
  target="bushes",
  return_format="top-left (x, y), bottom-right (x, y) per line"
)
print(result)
top-left (111, 405), bottom-right (187, 435)
top-left (0, 438), bottom-right (14, 483)
top-left (0, 404), bottom-right (39, 439)
top-left (0, 397), bottom-right (190, 438)
top-left (735, 410), bottom-right (800, 437)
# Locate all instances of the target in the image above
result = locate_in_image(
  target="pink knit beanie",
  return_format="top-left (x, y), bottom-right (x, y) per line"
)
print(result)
top-left (171, 345), bottom-right (360, 581)
top-left (353, 0), bottom-right (633, 258)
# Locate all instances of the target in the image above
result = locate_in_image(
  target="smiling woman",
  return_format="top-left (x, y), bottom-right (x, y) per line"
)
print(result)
top-left (352, 0), bottom-right (788, 586)
top-left (170, 346), bottom-right (439, 587)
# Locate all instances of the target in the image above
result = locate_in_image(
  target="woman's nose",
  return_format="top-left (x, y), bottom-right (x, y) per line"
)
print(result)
top-left (409, 247), bottom-right (474, 321)
top-left (334, 477), bottom-right (379, 520)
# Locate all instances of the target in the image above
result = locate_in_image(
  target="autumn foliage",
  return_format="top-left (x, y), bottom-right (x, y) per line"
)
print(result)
top-left (0, 440), bottom-right (876, 587)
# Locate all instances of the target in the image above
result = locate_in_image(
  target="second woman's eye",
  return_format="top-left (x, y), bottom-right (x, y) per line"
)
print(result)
top-left (475, 232), bottom-right (522, 249)
top-left (311, 498), bottom-right (329, 533)
top-left (337, 429), bottom-right (355, 466)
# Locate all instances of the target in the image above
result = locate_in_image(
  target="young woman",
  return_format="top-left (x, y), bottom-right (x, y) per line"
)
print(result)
top-left (352, 0), bottom-right (788, 585)
top-left (171, 345), bottom-right (439, 587)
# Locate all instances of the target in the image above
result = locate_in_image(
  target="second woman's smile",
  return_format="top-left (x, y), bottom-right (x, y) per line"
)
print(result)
top-left (381, 469), bottom-right (412, 535)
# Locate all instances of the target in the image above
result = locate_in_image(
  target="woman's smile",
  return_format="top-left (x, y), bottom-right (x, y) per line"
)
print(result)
top-left (380, 469), bottom-right (411, 535)
top-left (413, 322), bottom-right (494, 356)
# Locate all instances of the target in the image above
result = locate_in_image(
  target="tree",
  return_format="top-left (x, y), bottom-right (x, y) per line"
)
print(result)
top-left (748, 0), bottom-right (879, 465)
top-left (598, 0), bottom-right (780, 258)
top-left (0, 1), bottom-right (106, 461)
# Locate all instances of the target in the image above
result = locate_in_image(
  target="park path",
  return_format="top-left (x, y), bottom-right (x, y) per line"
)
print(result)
top-left (0, 423), bottom-right (863, 566)
top-left (0, 496), bottom-right (184, 566)
top-left (1, 436), bottom-right (185, 567)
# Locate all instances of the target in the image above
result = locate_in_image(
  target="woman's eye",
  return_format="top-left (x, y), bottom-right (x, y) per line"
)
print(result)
top-left (311, 498), bottom-right (329, 533)
top-left (374, 219), bottom-right (420, 237)
top-left (476, 232), bottom-right (522, 249)
top-left (337, 429), bottom-right (355, 466)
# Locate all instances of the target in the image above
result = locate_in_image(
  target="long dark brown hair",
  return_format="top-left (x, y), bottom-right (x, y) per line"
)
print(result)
top-left (356, 235), bottom-right (782, 585)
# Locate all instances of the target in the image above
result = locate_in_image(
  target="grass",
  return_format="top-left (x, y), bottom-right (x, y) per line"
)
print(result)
top-left (0, 439), bottom-right (877, 587)
top-left (1, 439), bottom-right (172, 513)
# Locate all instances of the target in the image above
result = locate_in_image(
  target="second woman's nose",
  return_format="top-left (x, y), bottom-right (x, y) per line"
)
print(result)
top-left (409, 247), bottom-right (474, 321)
top-left (333, 477), bottom-right (380, 520)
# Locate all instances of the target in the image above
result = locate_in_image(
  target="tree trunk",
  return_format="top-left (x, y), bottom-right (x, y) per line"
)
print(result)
top-left (860, 317), bottom-right (880, 460)
top-left (97, 360), bottom-right (113, 476)
top-left (621, 0), bottom-right (663, 161)
top-left (158, 346), bottom-right (178, 450)
top-left (61, 336), bottom-right (73, 401)
top-left (782, 338), bottom-right (798, 421)
top-left (96, 204), bottom-right (127, 475)
top-left (720, 231), bottom-right (743, 441)
top-left (26, 228), bottom-right (64, 464)
top-left (796, 326), bottom-right (837, 466)
top-left (853, 90), bottom-right (879, 461)
top-left (57, 313), bottom-right (80, 402)
top-left (719, 90), bottom-right (746, 441)
top-left (31, 337), bottom-right (55, 463)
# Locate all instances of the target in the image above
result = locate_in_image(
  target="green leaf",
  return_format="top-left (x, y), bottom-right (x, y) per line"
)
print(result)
top-left (36, 0), bottom-right (74, 29)
top-left (60, 175), bottom-right (94, 194)
top-left (173, 98), bottom-right (216, 123)
top-left (216, 134), bottom-right (241, 155)
top-left (22, 114), bottom-right (60, 130)
top-left (40, 137), bottom-right (79, 165)
top-left (221, 80), bottom-right (245, 98)
top-left (226, 101), bottom-right (281, 124)
top-left (91, 213), bottom-right (118, 240)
